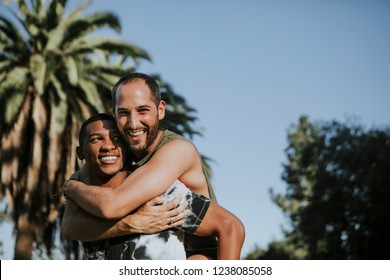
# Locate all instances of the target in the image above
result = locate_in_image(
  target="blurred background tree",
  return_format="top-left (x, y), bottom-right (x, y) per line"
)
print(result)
top-left (0, 0), bottom-right (202, 259)
top-left (3, 0), bottom-right (388, 261)
top-left (247, 115), bottom-right (390, 259)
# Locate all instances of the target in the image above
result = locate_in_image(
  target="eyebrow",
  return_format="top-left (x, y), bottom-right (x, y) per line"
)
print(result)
top-left (117, 104), bottom-right (152, 111)
top-left (138, 105), bottom-right (152, 109)
top-left (87, 133), bottom-right (104, 139)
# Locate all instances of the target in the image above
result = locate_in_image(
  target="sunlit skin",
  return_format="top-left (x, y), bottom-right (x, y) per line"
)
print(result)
top-left (62, 118), bottom-right (188, 243)
top-left (76, 120), bottom-right (126, 187)
top-left (64, 76), bottom-right (245, 259)
top-left (71, 117), bottom-right (245, 260)
top-left (114, 79), bottom-right (165, 159)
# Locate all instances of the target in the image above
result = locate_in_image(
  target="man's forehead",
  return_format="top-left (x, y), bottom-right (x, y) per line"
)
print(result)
top-left (120, 77), bottom-right (146, 87)
top-left (118, 79), bottom-right (153, 96)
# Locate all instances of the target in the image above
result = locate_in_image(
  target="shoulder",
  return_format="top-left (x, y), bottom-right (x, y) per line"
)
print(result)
top-left (159, 130), bottom-right (198, 154)
top-left (160, 138), bottom-right (198, 156)
top-left (146, 138), bottom-right (199, 170)
top-left (162, 130), bottom-right (186, 141)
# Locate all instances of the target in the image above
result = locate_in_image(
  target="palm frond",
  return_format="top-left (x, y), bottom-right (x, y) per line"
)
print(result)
top-left (44, 0), bottom-right (66, 31)
top-left (62, 11), bottom-right (121, 46)
top-left (78, 79), bottom-right (105, 112)
top-left (29, 53), bottom-right (48, 94)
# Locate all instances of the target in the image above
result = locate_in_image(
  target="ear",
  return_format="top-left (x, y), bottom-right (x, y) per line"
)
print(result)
top-left (158, 100), bottom-right (166, 120)
top-left (76, 146), bottom-right (85, 160)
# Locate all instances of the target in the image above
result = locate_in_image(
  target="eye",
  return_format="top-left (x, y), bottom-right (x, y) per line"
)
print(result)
top-left (112, 134), bottom-right (124, 144)
top-left (138, 106), bottom-right (150, 113)
top-left (90, 137), bottom-right (102, 143)
top-left (117, 110), bottom-right (129, 117)
top-left (112, 135), bottom-right (121, 142)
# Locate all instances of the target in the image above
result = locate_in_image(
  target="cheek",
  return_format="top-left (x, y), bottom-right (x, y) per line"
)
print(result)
top-left (143, 115), bottom-right (152, 123)
top-left (117, 117), bottom-right (126, 129)
top-left (143, 114), bottom-right (157, 124)
top-left (85, 150), bottom-right (97, 162)
top-left (120, 150), bottom-right (126, 163)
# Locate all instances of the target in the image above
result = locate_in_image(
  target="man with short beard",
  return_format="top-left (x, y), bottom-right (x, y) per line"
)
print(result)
top-left (64, 73), bottom-right (245, 259)
top-left (62, 113), bottom-right (188, 259)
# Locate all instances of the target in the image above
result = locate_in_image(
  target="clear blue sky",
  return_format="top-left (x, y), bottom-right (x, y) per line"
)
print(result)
top-left (1, 0), bottom-right (390, 259)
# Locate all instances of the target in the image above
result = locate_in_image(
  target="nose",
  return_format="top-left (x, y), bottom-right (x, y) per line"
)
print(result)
top-left (127, 114), bottom-right (139, 130)
top-left (101, 139), bottom-right (116, 151)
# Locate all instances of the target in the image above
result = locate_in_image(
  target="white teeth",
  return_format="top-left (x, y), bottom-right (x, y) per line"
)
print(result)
top-left (101, 156), bottom-right (117, 161)
top-left (130, 131), bottom-right (144, 136)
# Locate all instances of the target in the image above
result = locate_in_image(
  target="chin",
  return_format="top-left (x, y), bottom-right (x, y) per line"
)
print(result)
top-left (100, 168), bottom-right (121, 176)
top-left (130, 144), bottom-right (147, 153)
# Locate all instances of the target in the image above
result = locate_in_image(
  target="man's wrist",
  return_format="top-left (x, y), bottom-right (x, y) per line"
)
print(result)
top-left (119, 216), bottom-right (138, 234)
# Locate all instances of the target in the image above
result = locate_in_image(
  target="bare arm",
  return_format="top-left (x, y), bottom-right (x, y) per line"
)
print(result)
top-left (64, 140), bottom-right (201, 219)
top-left (194, 201), bottom-right (245, 260)
top-left (62, 199), bottom-right (124, 241)
top-left (61, 196), bottom-right (189, 241)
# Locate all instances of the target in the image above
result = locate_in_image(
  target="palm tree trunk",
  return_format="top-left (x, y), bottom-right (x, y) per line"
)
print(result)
top-left (14, 214), bottom-right (34, 259)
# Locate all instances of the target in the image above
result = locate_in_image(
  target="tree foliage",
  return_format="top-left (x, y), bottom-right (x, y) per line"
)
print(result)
top-left (250, 115), bottom-right (390, 259)
top-left (0, 0), bottom-right (203, 259)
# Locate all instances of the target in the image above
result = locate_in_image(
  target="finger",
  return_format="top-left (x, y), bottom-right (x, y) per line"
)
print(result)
top-left (165, 208), bottom-right (190, 229)
top-left (166, 219), bottom-right (185, 229)
top-left (145, 196), bottom-right (165, 206)
top-left (176, 209), bottom-right (190, 221)
top-left (180, 200), bottom-right (189, 209)
top-left (167, 202), bottom-right (189, 219)
top-left (165, 214), bottom-right (183, 227)
top-left (164, 216), bottom-right (174, 228)
top-left (164, 196), bottom-right (182, 210)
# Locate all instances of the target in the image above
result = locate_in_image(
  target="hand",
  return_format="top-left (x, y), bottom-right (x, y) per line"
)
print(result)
top-left (121, 196), bottom-right (190, 234)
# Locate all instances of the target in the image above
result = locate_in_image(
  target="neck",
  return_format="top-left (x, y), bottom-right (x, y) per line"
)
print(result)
top-left (99, 172), bottom-right (127, 188)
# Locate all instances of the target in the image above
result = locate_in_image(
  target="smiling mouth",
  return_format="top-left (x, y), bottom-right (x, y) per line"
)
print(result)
top-left (130, 131), bottom-right (144, 136)
top-left (101, 155), bottom-right (118, 161)
top-left (99, 154), bottom-right (119, 163)
top-left (127, 129), bottom-right (146, 139)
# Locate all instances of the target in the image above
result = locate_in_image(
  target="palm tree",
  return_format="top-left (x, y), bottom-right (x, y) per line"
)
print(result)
top-left (0, 0), bottom-right (204, 259)
top-left (0, 0), bottom-right (202, 259)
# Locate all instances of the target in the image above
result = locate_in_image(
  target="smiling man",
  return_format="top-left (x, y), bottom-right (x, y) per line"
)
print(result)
top-left (63, 114), bottom-right (188, 259)
top-left (64, 73), bottom-right (245, 259)
top-left (76, 115), bottom-right (125, 182)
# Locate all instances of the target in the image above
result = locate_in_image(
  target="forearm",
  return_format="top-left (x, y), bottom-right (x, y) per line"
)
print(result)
top-left (62, 195), bottom-right (189, 242)
top-left (64, 179), bottom-right (123, 219)
top-left (61, 199), bottom-right (133, 241)
top-left (64, 175), bottom-right (170, 219)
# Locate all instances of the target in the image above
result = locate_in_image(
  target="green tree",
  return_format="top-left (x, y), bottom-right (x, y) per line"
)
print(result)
top-left (0, 0), bottom-right (202, 259)
top-left (267, 116), bottom-right (390, 259)
top-left (245, 231), bottom-right (308, 260)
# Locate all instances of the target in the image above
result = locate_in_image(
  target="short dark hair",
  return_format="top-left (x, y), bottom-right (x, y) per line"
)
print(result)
top-left (111, 73), bottom-right (161, 110)
top-left (79, 113), bottom-right (116, 148)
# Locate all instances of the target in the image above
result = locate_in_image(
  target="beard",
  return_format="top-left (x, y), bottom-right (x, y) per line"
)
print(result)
top-left (128, 119), bottom-right (160, 157)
